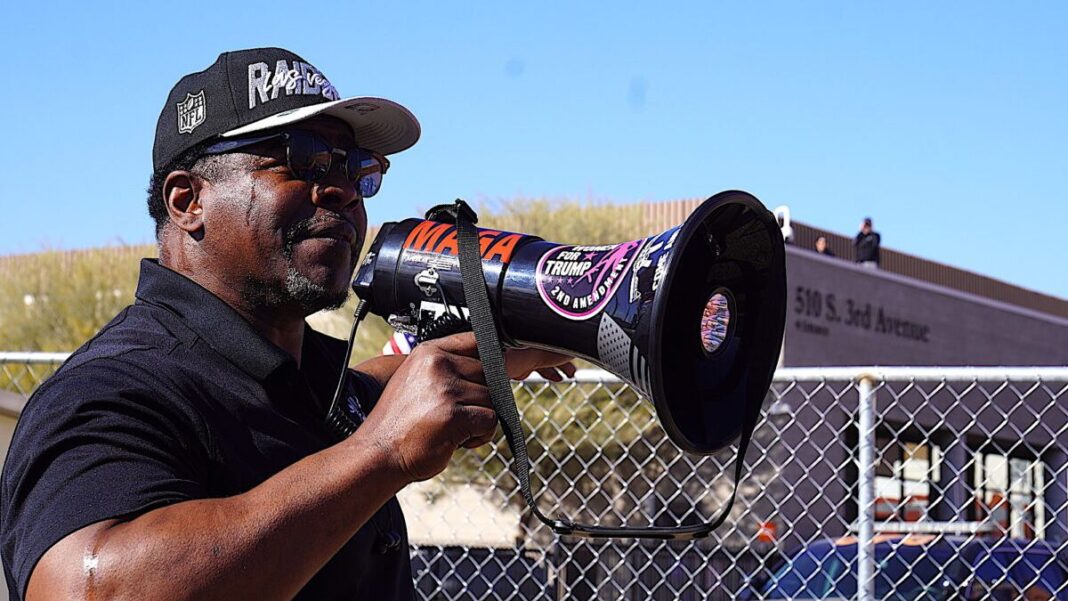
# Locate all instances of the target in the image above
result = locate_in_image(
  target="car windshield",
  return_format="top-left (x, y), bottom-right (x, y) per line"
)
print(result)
top-left (758, 544), bottom-right (962, 600)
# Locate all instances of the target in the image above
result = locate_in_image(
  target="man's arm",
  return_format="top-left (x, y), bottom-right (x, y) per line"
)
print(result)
top-left (354, 344), bottom-right (576, 390)
top-left (29, 432), bottom-right (407, 601)
top-left (352, 354), bottom-right (406, 389)
top-left (26, 333), bottom-right (507, 601)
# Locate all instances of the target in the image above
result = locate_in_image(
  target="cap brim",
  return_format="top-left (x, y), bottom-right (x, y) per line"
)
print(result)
top-left (220, 97), bottom-right (421, 155)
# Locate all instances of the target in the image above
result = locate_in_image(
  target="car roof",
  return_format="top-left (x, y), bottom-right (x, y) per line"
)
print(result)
top-left (808, 534), bottom-right (1063, 557)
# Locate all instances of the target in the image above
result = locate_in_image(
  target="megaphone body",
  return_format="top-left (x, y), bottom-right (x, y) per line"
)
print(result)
top-left (353, 190), bottom-right (786, 455)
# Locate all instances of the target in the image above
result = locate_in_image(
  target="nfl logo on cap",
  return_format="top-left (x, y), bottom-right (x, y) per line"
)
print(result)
top-left (177, 91), bottom-right (206, 134)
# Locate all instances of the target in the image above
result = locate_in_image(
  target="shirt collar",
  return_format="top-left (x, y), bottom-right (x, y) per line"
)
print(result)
top-left (134, 258), bottom-right (297, 380)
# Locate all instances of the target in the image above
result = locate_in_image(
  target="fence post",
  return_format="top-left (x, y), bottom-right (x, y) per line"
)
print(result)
top-left (857, 376), bottom-right (877, 601)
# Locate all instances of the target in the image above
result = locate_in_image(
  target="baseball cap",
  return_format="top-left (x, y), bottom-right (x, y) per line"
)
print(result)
top-left (153, 47), bottom-right (420, 170)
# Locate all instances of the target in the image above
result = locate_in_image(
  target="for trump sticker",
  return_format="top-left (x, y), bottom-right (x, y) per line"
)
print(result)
top-left (535, 240), bottom-right (645, 320)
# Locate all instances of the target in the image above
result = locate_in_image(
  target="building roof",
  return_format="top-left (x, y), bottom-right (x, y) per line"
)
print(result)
top-left (641, 198), bottom-right (1067, 319)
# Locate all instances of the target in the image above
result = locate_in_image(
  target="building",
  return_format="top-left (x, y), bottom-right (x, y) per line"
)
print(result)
top-left (758, 209), bottom-right (1068, 552)
top-left (780, 223), bottom-right (1068, 367)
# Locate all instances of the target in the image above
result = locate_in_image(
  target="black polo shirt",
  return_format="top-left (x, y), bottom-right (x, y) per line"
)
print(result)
top-left (0, 259), bottom-right (414, 600)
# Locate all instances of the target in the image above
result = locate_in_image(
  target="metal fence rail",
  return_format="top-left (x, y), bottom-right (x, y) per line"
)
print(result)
top-left (3, 353), bottom-right (1067, 600)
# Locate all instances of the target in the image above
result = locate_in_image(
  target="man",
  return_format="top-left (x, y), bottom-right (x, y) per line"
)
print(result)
top-left (854, 217), bottom-right (881, 268)
top-left (0, 48), bottom-right (572, 601)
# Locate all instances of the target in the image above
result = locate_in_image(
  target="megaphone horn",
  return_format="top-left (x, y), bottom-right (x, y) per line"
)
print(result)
top-left (352, 190), bottom-right (787, 456)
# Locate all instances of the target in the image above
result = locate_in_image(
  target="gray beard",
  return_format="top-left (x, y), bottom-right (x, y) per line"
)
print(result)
top-left (241, 215), bottom-right (355, 314)
top-left (283, 266), bottom-right (350, 313)
top-left (240, 268), bottom-right (350, 315)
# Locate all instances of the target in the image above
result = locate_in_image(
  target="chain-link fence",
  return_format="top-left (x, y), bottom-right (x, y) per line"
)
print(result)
top-left (0, 353), bottom-right (66, 397)
top-left (2, 354), bottom-right (1067, 600)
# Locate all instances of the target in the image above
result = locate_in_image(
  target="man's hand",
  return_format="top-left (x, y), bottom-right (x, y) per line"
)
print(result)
top-left (355, 332), bottom-right (575, 483)
top-left (504, 346), bottom-right (576, 382)
top-left (356, 333), bottom-right (497, 482)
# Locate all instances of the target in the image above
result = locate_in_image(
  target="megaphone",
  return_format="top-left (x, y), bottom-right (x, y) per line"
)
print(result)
top-left (333, 190), bottom-right (786, 539)
top-left (352, 190), bottom-right (786, 455)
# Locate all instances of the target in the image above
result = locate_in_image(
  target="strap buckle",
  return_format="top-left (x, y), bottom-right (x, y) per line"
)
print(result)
top-left (425, 199), bottom-right (479, 225)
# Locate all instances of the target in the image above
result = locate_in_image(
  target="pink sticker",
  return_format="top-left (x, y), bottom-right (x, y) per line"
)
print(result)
top-left (535, 240), bottom-right (646, 320)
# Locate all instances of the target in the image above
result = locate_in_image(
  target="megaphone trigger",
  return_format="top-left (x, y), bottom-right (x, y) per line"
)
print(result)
top-left (419, 311), bottom-right (472, 341)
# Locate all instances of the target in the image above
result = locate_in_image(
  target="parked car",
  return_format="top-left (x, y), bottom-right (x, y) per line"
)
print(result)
top-left (743, 533), bottom-right (1067, 600)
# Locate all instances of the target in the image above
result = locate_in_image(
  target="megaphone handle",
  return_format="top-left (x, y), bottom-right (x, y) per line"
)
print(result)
top-left (453, 200), bottom-right (757, 541)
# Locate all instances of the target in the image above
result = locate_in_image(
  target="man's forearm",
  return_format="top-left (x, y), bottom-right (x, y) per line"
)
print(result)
top-left (353, 355), bottom-right (407, 389)
top-left (28, 433), bottom-right (408, 601)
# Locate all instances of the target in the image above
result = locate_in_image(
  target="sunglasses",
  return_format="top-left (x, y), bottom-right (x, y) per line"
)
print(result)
top-left (203, 130), bottom-right (390, 198)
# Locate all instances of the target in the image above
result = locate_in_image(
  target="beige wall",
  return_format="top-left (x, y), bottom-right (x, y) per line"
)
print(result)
top-left (0, 414), bottom-right (17, 445)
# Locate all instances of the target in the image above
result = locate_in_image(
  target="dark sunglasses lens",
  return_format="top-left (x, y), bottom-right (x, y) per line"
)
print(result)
top-left (353, 152), bottom-right (384, 198)
top-left (287, 133), bottom-right (331, 181)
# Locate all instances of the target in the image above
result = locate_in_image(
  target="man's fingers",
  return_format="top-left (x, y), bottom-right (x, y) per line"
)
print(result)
top-left (537, 366), bottom-right (561, 381)
top-left (458, 393), bottom-right (494, 410)
top-left (448, 354), bottom-right (488, 385)
top-left (444, 377), bottom-right (493, 409)
top-left (427, 335), bottom-right (577, 383)
top-left (555, 361), bottom-right (577, 378)
top-left (461, 426), bottom-right (499, 449)
top-left (526, 349), bottom-right (573, 368)
top-left (516, 361), bottom-right (578, 382)
top-left (505, 348), bottom-right (575, 380)
top-left (454, 405), bottom-right (498, 444)
top-left (426, 332), bottom-right (480, 357)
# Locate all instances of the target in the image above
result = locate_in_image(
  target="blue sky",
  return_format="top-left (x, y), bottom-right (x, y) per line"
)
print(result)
top-left (1, 2), bottom-right (1065, 298)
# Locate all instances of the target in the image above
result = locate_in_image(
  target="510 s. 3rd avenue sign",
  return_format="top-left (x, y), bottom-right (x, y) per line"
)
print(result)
top-left (782, 248), bottom-right (1068, 367)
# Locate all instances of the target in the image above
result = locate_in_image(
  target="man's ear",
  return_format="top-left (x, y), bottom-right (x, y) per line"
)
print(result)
top-left (163, 171), bottom-right (205, 235)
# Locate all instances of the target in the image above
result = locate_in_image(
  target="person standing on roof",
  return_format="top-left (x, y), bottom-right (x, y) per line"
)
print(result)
top-left (854, 217), bottom-right (881, 268)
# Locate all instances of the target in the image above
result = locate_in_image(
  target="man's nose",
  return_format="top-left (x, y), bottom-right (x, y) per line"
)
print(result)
top-left (311, 159), bottom-right (361, 210)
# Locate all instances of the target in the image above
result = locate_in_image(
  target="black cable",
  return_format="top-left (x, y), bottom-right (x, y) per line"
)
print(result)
top-left (322, 298), bottom-right (402, 553)
top-left (324, 299), bottom-right (370, 440)
top-left (435, 278), bottom-right (455, 317)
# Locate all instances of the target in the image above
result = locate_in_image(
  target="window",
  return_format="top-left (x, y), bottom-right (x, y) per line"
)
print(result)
top-left (971, 451), bottom-right (1046, 540)
top-left (875, 436), bottom-right (941, 522)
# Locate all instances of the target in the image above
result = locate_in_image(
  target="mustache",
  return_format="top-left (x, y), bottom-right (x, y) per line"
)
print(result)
top-left (282, 214), bottom-right (356, 256)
